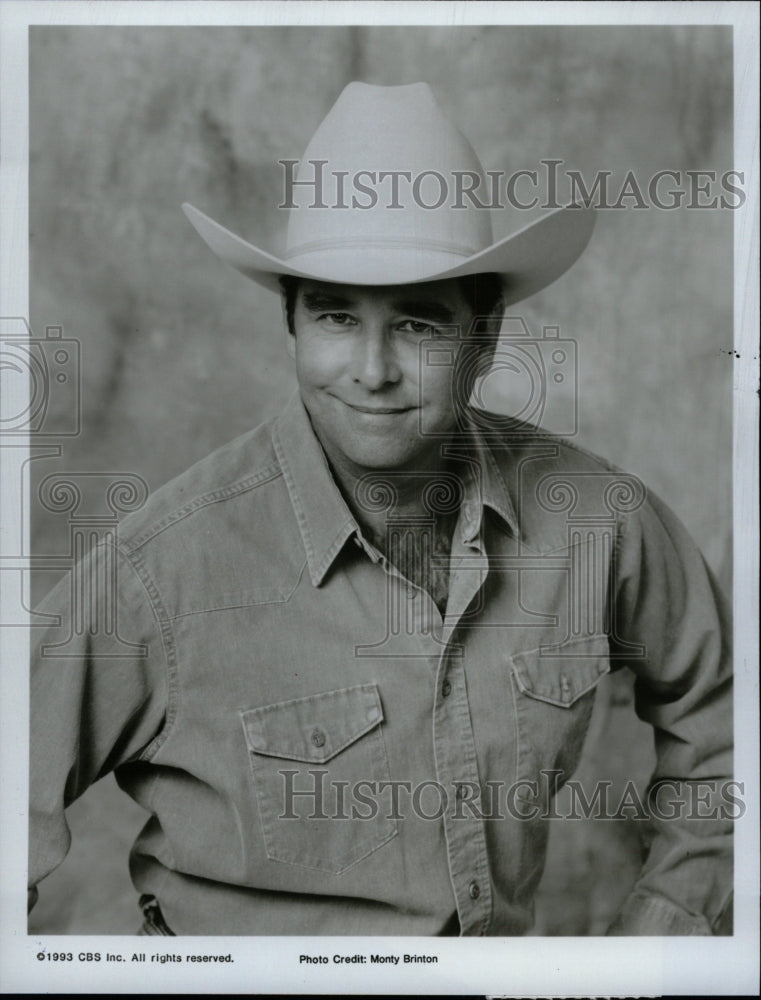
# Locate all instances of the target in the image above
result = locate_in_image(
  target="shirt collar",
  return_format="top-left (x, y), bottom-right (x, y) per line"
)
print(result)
top-left (451, 415), bottom-right (521, 545)
top-left (273, 393), bottom-right (520, 586)
top-left (272, 393), bottom-right (359, 587)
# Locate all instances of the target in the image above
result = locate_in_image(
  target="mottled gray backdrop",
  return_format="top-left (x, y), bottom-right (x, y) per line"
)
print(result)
top-left (28, 25), bottom-right (733, 935)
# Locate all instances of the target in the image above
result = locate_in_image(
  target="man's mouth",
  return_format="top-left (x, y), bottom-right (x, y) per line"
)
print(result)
top-left (338, 400), bottom-right (416, 415)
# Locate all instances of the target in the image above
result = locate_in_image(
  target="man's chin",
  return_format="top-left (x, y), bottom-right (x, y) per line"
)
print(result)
top-left (342, 447), bottom-right (421, 472)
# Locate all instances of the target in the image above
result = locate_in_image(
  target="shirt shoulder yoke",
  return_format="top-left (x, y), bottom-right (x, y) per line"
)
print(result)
top-left (117, 416), bottom-right (283, 554)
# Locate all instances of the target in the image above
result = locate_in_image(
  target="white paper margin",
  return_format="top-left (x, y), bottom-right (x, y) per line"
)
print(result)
top-left (1, 1), bottom-right (758, 995)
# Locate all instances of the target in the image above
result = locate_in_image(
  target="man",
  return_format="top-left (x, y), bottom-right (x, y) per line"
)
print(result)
top-left (29, 82), bottom-right (732, 936)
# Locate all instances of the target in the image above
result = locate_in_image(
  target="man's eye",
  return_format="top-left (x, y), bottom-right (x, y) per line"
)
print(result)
top-left (398, 320), bottom-right (435, 335)
top-left (320, 312), bottom-right (355, 326)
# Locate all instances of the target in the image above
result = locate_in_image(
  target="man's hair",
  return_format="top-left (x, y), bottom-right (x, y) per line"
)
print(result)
top-left (278, 273), bottom-right (505, 337)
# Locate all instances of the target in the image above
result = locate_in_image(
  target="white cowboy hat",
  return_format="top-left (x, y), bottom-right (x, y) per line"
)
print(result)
top-left (182, 81), bottom-right (595, 306)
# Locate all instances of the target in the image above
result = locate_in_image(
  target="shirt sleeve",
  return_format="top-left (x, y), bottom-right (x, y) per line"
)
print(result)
top-left (606, 488), bottom-right (734, 935)
top-left (28, 540), bottom-right (167, 905)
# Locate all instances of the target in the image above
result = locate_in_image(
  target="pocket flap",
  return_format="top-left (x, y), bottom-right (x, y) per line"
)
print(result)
top-left (510, 636), bottom-right (610, 707)
top-left (240, 683), bottom-right (384, 763)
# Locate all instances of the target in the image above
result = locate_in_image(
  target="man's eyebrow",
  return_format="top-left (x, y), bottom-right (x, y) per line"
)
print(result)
top-left (301, 290), bottom-right (356, 312)
top-left (300, 291), bottom-right (458, 325)
top-left (392, 300), bottom-right (457, 324)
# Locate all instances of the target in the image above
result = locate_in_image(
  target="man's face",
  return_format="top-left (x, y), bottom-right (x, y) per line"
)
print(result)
top-left (287, 278), bottom-right (476, 475)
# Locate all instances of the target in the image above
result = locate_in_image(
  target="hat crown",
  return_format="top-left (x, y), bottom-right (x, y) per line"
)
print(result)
top-left (183, 80), bottom-right (596, 300)
top-left (285, 82), bottom-right (493, 267)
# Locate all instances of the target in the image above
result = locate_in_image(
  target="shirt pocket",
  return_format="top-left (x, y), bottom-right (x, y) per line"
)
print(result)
top-left (240, 683), bottom-right (397, 874)
top-left (508, 635), bottom-right (611, 785)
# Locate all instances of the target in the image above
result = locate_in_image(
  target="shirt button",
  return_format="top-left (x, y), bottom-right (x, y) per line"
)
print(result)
top-left (406, 585), bottom-right (416, 599)
top-left (468, 881), bottom-right (480, 900)
top-left (310, 728), bottom-right (326, 748)
top-left (442, 680), bottom-right (452, 698)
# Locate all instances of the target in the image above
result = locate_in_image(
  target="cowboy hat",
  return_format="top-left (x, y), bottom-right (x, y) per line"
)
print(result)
top-left (182, 82), bottom-right (595, 307)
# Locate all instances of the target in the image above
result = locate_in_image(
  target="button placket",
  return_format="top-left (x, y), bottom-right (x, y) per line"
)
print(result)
top-left (429, 526), bottom-right (493, 936)
top-left (433, 647), bottom-right (492, 937)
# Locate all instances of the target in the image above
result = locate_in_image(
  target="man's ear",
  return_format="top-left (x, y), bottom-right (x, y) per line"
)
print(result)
top-left (480, 329), bottom-right (500, 373)
top-left (285, 328), bottom-right (296, 359)
top-left (280, 291), bottom-right (296, 358)
top-left (457, 315), bottom-right (501, 403)
top-left (473, 314), bottom-right (503, 373)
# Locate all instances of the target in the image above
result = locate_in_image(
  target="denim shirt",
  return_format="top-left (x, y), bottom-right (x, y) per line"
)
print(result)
top-left (29, 393), bottom-right (733, 935)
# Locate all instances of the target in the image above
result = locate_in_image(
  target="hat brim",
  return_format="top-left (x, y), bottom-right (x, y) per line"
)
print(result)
top-left (182, 201), bottom-right (596, 308)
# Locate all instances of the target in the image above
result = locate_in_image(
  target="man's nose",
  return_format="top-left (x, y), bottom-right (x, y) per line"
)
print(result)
top-left (351, 326), bottom-right (401, 390)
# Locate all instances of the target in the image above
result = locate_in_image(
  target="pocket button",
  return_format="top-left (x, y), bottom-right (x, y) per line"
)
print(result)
top-left (310, 727), bottom-right (326, 748)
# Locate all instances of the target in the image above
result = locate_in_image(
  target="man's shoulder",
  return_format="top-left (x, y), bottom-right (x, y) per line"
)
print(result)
top-left (475, 411), bottom-right (640, 551)
top-left (118, 414), bottom-right (284, 554)
top-left (474, 409), bottom-right (623, 477)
